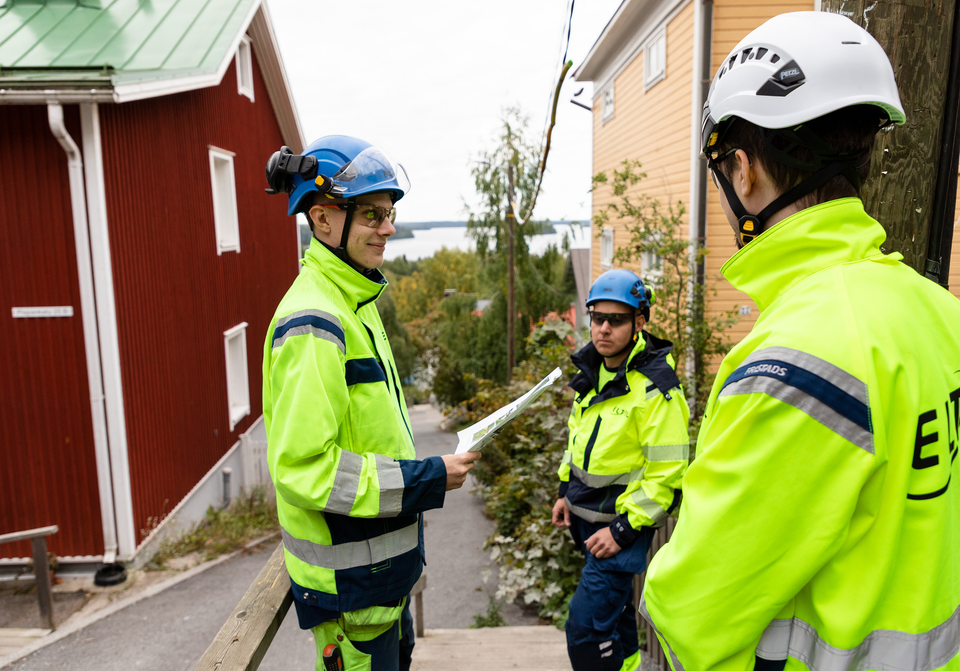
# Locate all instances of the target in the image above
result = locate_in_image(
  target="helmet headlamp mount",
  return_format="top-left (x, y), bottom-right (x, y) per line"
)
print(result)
top-left (265, 146), bottom-right (345, 200)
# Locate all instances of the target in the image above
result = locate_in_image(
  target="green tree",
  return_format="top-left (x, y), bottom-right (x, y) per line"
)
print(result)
top-left (592, 160), bottom-right (737, 429)
top-left (465, 107), bottom-right (575, 384)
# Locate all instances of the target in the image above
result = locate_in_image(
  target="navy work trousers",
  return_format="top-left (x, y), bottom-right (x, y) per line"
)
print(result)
top-left (565, 516), bottom-right (654, 671)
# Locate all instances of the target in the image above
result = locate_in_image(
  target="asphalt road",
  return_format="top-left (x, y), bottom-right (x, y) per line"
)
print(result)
top-left (8, 405), bottom-right (537, 671)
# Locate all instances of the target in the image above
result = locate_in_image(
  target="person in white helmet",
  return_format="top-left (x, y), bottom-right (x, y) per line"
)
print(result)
top-left (640, 12), bottom-right (960, 671)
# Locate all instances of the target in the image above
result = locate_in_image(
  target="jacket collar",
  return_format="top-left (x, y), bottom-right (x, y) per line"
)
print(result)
top-left (302, 237), bottom-right (387, 311)
top-left (721, 198), bottom-right (893, 312)
top-left (570, 331), bottom-right (678, 406)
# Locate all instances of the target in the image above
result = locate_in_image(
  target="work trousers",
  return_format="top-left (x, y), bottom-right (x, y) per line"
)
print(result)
top-left (565, 516), bottom-right (653, 671)
top-left (311, 598), bottom-right (414, 671)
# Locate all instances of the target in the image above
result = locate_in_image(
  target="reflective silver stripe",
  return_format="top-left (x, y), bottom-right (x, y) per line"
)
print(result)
top-left (639, 595), bottom-right (686, 671)
top-left (642, 443), bottom-right (689, 462)
top-left (756, 604), bottom-right (960, 671)
top-left (274, 309), bottom-right (345, 353)
top-left (375, 454), bottom-right (404, 517)
top-left (570, 463), bottom-right (645, 488)
top-left (282, 522), bottom-right (419, 571)
top-left (720, 375), bottom-right (873, 454)
top-left (742, 347), bottom-right (867, 405)
top-left (630, 487), bottom-right (668, 524)
top-left (646, 388), bottom-right (661, 400)
top-left (562, 451), bottom-right (572, 465)
top-left (565, 498), bottom-right (616, 523)
top-left (325, 450), bottom-right (363, 514)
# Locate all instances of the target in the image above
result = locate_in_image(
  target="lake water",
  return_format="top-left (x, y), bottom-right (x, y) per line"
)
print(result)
top-left (383, 223), bottom-right (591, 261)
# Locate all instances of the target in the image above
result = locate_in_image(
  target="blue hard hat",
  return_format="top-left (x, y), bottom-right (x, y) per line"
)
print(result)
top-left (586, 269), bottom-right (654, 310)
top-left (287, 135), bottom-right (411, 216)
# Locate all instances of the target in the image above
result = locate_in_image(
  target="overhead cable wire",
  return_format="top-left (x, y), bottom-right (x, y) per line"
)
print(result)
top-left (518, 0), bottom-right (576, 225)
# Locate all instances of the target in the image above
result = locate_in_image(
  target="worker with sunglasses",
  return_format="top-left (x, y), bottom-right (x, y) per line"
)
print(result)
top-left (262, 135), bottom-right (481, 671)
top-left (553, 269), bottom-right (690, 671)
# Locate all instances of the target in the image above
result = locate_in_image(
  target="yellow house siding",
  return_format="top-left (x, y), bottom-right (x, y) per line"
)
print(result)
top-left (591, 1), bottom-right (695, 284)
top-left (703, 0), bottom-right (814, 346)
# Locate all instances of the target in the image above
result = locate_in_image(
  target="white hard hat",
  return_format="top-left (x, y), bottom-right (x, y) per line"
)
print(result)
top-left (701, 11), bottom-right (905, 156)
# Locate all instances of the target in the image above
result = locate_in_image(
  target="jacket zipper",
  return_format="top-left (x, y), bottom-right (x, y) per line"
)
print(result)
top-left (582, 417), bottom-right (602, 471)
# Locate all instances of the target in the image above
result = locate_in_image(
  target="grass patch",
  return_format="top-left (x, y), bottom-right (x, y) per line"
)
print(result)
top-left (152, 487), bottom-right (279, 566)
top-left (470, 595), bottom-right (507, 628)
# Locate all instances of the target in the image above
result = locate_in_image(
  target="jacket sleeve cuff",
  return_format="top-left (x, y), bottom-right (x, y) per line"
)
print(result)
top-left (558, 481), bottom-right (569, 499)
top-left (398, 456), bottom-right (447, 515)
top-left (609, 514), bottom-right (640, 548)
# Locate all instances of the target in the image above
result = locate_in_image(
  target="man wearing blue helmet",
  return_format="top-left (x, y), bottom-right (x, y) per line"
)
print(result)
top-left (262, 136), bottom-right (481, 671)
top-left (553, 268), bottom-right (690, 671)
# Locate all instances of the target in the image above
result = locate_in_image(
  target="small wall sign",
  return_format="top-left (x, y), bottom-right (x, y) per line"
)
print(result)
top-left (12, 307), bottom-right (74, 318)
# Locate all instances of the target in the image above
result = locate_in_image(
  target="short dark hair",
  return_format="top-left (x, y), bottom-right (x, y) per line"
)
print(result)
top-left (716, 105), bottom-right (888, 209)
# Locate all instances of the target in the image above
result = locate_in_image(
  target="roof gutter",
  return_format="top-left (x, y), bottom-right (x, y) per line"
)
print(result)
top-left (47, 102), bottom-right (119, 565)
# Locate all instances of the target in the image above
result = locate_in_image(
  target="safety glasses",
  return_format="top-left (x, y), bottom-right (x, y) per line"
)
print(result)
top-left (356, 205), bottom-right (397, 228)
top-left (708, 147), bottom-right (740, 189)
top-left (319, 203), bottom-right (397, 228)
top-left (589, 312), bottom-right (634, 327)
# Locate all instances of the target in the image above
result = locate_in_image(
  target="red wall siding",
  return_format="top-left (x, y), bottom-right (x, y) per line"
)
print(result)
top-left (0, 105), bottom-right (105, 559)
top-left (99, 54), bottom-right (297, 545)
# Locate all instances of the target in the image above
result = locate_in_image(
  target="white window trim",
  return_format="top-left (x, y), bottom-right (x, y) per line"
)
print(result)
top-left (601, 82), bottom-right (615, 124)
top-left (236, 36), bottom-right (254, 102)
top-left (209, 146), bottom-right (240, 255)
top-left (644, 28), bottom-right (667, 91)
top-left (642, 247), bottom-right (664, 286)
top-left (224, 322), bottom-right (250, 432)
top-left (600, 227), bottom-right (614, 269)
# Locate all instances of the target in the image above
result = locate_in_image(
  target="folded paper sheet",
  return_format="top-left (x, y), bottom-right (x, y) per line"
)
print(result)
top-left (454, 367), bottom-right (563, 454)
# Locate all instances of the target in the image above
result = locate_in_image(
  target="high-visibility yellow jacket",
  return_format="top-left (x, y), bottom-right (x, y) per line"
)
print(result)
top-left (642, 199), bottom-right (960, 670)
top-left (263, 239), bottom-right (446, 621)
top-left (559, 332), bottom-right (690, 546)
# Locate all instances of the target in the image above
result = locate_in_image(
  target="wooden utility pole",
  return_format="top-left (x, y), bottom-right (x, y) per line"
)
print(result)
top-left (506, 165), bottom-right (517, 384)
top-left (820, 0), bottom-right (959, 282)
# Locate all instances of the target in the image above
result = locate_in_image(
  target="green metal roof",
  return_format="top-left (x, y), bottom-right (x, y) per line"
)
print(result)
top-left (0, 0), bottom-right (258, 88)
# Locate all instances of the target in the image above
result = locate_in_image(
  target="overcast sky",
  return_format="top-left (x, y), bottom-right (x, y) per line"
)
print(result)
top-left (264, 0), bottom-right (622, 224)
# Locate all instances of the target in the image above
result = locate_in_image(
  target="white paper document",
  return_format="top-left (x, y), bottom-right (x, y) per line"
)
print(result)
top-left (454, 367), bottom-right (563, 454)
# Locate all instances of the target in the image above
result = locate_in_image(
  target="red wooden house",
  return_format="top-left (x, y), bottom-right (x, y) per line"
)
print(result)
top-left (0, 0), bottom-right (303, 569)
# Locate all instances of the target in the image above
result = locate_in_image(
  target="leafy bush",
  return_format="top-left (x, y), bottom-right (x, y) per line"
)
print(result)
top-left (455, 319), bottom-right (585, 625)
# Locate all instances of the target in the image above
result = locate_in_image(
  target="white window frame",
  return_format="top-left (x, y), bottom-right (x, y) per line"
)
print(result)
top-left (644, 28), bottom-right (667, 91)
top-left (224, 322), bottom-right (250, 432)
top-left (209, 146), bottom-right (240, 254)
top-left (600, 227), bottom-right (614, 269)
top-left (236, 36), bottom-right (254, 102)
top-left (601, 83), bottom-right (615, 124)
top-left (642, 247), bottom-right (663, 287)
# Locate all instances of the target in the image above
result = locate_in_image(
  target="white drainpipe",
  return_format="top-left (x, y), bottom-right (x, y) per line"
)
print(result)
top-left (79, 103), bottom-right (136, 560)
top-left (47, 102), bottom-right (119, 565)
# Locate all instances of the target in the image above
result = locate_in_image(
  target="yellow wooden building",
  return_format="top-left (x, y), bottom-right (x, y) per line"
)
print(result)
top-left (576, 0), bottom-right (960, 358)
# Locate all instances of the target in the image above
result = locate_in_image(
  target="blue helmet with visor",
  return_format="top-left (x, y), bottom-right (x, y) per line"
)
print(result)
top-left (284, 135), bottom-right (411, 216)
top-left (264, 135), bottom-right (411, 263)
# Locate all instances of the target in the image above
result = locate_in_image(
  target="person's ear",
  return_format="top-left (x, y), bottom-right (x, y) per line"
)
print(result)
top-left (308, 205), bottom-right (333, 235)
top-left (636, 313), bottom-right (647, 332)
top-left (735, 148), bottom-right (756, 198)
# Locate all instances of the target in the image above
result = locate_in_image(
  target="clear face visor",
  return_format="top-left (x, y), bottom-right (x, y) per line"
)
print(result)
top-left (331, 146), bottom-right (411, 197)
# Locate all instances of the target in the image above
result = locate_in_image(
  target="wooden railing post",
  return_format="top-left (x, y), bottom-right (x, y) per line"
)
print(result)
top-left (30, 536), bottom-right (55, 631)
top-left (410, 574), bottom-right (427, 637)
top-left (0, 525), bottom-right (59, 631)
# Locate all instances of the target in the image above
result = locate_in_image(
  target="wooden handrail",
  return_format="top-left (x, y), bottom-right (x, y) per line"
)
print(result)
top-left (193, 542), bottom-right (293, 671)
top-left (0, 525), bottom-right (58, 631)
top-left (194, 542), bottom-right (429, 670)
top-left (0, 525), bottom-right (59, 545)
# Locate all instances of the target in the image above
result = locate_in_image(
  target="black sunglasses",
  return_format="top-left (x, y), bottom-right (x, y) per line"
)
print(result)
top-left (589, 312), bottom-right (634, 327)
